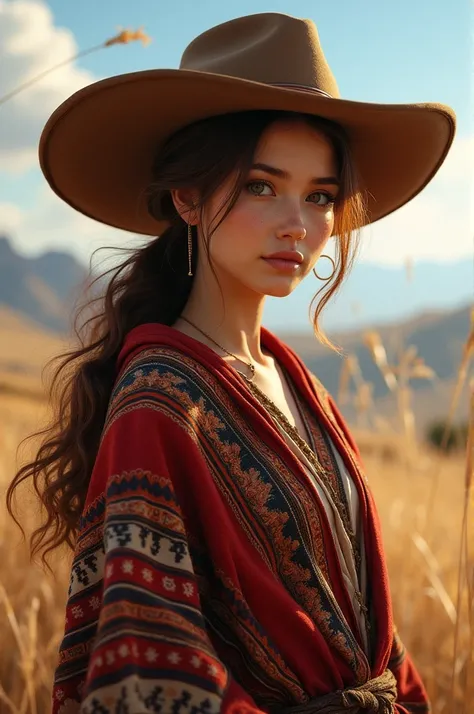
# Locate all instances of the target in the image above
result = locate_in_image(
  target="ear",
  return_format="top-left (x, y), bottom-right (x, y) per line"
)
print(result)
top-left (170, 188), bottom-right (199, 225)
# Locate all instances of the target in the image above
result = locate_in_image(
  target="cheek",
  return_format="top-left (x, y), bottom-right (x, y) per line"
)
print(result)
top-left (214, 203), bottom-right (260, 250)
top-left (309, 208), bottom-right (335, 245)
top-left (326, 210), bottom-right (336, 237)
top-left (206, 212), bottom-right (252, 266)
top-left (204, 193), bottom-right (257, 235)
top-left (227, 196), bottom-right (264, 228)
top-left (324, 204), bottom-right (336, 227)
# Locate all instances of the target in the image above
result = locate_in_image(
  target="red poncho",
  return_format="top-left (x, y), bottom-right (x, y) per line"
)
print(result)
top-left (52, 324), bottom-right (429, 714)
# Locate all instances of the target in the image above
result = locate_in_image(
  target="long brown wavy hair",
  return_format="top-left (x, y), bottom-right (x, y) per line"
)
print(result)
top-left (6, 110), bottom-right (367, 564)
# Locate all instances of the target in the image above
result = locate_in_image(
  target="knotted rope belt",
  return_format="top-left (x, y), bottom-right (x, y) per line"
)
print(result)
top-left (278, 669), bottom-right (397, 714)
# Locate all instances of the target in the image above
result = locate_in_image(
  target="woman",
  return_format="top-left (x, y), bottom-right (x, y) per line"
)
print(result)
top-left (8, 12), bottom-right (455, 714)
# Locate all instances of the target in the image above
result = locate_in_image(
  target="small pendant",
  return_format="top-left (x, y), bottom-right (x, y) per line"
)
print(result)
top-left (248, 363), bottom-right (256, 382)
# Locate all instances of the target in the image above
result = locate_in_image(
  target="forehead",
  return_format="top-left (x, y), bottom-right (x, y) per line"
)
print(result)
top-left (254, 119), bottom-right (336, 169)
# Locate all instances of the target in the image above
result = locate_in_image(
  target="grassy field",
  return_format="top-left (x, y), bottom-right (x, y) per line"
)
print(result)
top-left (0, 314), bottom-right (472, 713)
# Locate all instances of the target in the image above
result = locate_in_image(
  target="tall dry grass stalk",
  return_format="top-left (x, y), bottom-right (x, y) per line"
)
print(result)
top-left (338, 353), bottom-right (375, 428)
top-left (363, 331), bottom-right (436, 446)
top-left (341, 332), bottom-right (436, 451)
top-left (340, 320), bottom-right (473, 710)
top-left (0, 394), bottom-right (69, 714)
top-left (450, 381), bottom-right (474, 711)
top-left (425, 308), bottom-right (474, 527)
top-left (0, 28), bottom-right (151, 107)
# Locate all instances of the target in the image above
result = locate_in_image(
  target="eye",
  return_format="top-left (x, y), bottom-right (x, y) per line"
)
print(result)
top-left (308, 191), bottom-right (336, 207)
top-left (246, 180), bottom-right (274, 196)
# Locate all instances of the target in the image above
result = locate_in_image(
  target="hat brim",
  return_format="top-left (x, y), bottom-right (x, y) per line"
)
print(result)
top-left (39, 68), bottom-right (456, 236)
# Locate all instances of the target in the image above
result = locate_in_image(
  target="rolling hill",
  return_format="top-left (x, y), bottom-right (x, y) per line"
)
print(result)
top-left (282, 304), bottom-right (470, 397)
top-left (282, 304), bottom-right (471, 431)
top-left (0, 236), bottom-right (87, 332)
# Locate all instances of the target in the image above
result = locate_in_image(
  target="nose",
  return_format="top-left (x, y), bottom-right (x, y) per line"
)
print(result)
top-left (276, 209), bottom-right (307, 242)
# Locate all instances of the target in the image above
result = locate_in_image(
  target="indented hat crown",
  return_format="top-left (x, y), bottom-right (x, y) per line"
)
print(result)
top-left (180, 13), bottom-right (340, 98)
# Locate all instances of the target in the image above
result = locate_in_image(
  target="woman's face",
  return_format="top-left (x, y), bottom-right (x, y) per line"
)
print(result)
top-left (199, 119), bottom-right (339, 298)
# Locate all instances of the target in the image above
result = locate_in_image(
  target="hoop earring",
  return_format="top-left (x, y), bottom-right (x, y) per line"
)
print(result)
top-left (187, 223), bottom-right (193, 277)
top-left (313, 254), bottom-right (336, 281)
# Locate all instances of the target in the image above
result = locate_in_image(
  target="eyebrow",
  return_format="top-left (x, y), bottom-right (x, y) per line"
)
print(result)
top-left (251, 162), bottom-right (340, 187)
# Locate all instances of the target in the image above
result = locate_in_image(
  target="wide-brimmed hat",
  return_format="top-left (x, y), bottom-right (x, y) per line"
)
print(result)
top-left (39, 12), bottom-right (456, 236)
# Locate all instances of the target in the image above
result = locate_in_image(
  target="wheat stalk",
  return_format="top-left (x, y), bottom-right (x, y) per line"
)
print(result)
top-left (363, 331), bottom-right (436, 458)
top-left (338, 353), bottom-right (376, 428)
top-left (364, 331), bottom-right (398, 392)
top-left (450, 382), bottom-right (474, 711)
top-left (0, 28), bottom-right (151, 106)
top-left (425, 309), bottom-right (474, 535)
top-left (412, 533), bottom-right (457, 624)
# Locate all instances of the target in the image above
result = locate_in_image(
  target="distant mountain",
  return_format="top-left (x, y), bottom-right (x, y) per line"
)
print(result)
top-left (281, 304), bottom-right (472, 430)
top-left (282, 304), bottom-right (470, 392)
top-left (0, 236), bottom-right (87, 331)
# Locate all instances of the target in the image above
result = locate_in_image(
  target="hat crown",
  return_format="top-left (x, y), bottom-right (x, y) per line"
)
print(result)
top-left (180, 13), bottom-right (340, 98)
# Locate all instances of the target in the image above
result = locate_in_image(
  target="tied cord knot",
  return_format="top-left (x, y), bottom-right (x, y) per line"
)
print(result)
top-left (277, 669), bottom-right (397, 714)
top-left (340, 669), bottom-right (397, 712)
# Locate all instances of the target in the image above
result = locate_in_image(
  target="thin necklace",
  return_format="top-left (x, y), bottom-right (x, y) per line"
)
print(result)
top-left (180, 316), bottom-right (256, 383)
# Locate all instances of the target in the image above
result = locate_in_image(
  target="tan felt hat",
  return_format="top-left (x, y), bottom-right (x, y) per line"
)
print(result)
top-left (39, 12), bottom-right (456, 236)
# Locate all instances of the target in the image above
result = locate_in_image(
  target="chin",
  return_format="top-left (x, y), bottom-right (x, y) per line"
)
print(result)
top-left (260, 280), bottom-right (300, 298)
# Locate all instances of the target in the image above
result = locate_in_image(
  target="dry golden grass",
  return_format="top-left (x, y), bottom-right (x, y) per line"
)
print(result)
top-left (0, 308), bottom-right (65, 368)
top-left (364, 448), bottom-right (471, 710)
top-left (0, 316), bottom-right (472, 713)
top-left (0, 393), bottom-right (69, 714)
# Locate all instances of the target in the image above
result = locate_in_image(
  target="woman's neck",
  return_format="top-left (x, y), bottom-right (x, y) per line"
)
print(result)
top-left (174, 269), bottom-right (270, 368)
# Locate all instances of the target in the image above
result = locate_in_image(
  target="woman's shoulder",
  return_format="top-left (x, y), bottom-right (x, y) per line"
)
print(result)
top-left (85, 344), bottom-right (217, 512)
top-left (113, 343), bottom-right (204, 404)
top-left (107, 342), bottom-right (227, 435)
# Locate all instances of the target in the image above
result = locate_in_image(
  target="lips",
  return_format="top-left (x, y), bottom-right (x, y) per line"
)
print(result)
top-left (262, 252), bottom-right (304, 274)
top-left (263, 251), bottom-right (304, 263)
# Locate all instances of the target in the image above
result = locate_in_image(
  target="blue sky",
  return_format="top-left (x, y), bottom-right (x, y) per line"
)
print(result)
top-left (0, 0), bottom-right (472, 276)
top-left (46, 0), bottom-right (473, 121)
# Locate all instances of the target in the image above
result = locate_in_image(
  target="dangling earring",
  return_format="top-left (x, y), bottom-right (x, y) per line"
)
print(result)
top-left (313, 254), bottom-right (336, 281)
top-left (187, 222), bottom-right (193, 277)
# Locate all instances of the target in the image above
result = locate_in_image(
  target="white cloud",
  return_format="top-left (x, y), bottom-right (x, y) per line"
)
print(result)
top-left (0, 184), bottom-right (140, 267)
top-left (0, 0), bottom-right (141, 266)
top-left (0, 202), bottom-right (22, 233)
top-left (359, 134), bottom-right (474, 265)
top-left (0, 0), bottom-right (95, 172)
